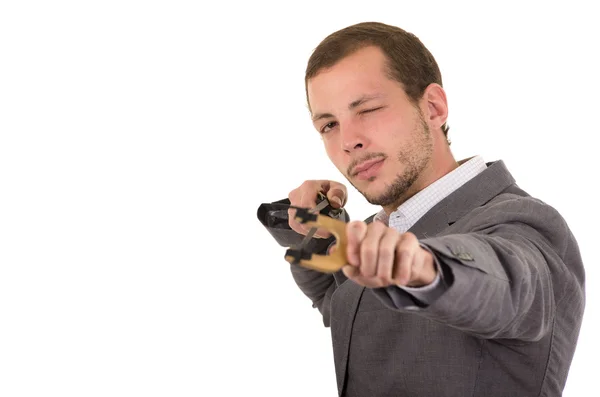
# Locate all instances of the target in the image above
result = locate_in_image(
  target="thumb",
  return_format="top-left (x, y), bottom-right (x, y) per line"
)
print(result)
top-left (345, 221), bottom-right (367, 266)
top-left (324, 185), bottom-right (346, 209)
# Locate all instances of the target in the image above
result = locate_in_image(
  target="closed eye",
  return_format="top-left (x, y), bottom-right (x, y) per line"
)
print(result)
top-left (359, 106), bottom-right (384, 115)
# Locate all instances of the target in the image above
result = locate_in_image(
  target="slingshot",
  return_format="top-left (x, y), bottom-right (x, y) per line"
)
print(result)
top-left (284, 196), bottom-right (349, 273)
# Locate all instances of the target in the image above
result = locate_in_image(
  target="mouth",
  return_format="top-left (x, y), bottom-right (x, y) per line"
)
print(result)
top-left (351, 158), bottom-right (385, 180)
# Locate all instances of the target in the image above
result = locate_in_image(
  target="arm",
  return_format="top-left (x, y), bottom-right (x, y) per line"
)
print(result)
top-left (289, 247), bottom-right (338, 327)
top-left (257, 197), bottom-right (350, 327)
top-left (371, 197), bottom-right (585, 341)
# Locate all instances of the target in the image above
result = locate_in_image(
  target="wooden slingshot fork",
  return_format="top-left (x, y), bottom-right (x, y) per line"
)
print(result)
top-left (284, 206), bottom-right (348, 273)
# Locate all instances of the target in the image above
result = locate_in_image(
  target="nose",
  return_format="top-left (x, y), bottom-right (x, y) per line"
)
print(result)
top-left (341, 122), bottom-right (367, 153)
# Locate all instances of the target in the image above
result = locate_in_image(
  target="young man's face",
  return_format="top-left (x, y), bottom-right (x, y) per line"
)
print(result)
top-left (307, 45), bottom-right (435, 208)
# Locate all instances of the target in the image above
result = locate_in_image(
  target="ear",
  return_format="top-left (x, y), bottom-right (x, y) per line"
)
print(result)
top-left (422, 83), bottom-right (448, 132)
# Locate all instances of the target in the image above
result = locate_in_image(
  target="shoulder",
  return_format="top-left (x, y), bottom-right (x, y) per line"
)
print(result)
top-left (464, 192), bottom-right (573, 254)
top-left (484, 193), bottom-right (565, 226)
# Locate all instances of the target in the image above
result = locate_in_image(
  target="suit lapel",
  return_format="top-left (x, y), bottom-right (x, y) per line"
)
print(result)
top-left (409, 160), bottom-right (516, 238)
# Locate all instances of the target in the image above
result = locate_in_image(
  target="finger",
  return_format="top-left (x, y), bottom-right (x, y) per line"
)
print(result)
top-left (346, 221), bottom-right (367, 267)
top-left (408, 247), bottom-right (437, 287)
top-left (290, 180), bottom-right (323, 208)
top-left (299, 186), bottom-right (318, 208)
top-left (342, 264), bottom-right (359, 278)
top-left (287, 207), bottom-right (310, 235)
top-left (319, 180), bottom-right (347, 209)
top-left (288, 182), bottom-right (331, 238)
top-left (287, 186), bottom-right (307, 234)
top-left (301, 185), bottom-right (334, 238)
top-left (313, 228), bottom-right (333, 239)
top-left (393, 233), bottom-right (418, 285)
top-left (326, 187), bottom-right (346, 209)
top-left (358, 221), bottom-right (387, 278)
top-left (376, 228), bottom-right (401, 284)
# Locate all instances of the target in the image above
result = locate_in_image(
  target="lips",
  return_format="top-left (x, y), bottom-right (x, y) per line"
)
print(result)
top-left (351, 158), bottom-right (385, 179)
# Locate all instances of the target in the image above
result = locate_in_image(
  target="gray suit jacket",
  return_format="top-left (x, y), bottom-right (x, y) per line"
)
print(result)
top-left (258, 160), bottom-right (585, 396)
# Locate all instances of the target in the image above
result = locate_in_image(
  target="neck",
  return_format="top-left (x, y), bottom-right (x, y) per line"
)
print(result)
top-left (382, 144), bottom-right (458, 215)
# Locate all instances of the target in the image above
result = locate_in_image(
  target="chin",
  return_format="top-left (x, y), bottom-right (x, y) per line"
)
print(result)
top-left (356, 180), bottom-right (388, 202)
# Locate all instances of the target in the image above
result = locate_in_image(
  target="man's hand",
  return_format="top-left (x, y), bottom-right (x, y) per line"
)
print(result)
top-left (338, 220), bottom-right (437, 288)
top-left (287, 180), bottom-right (347, 238)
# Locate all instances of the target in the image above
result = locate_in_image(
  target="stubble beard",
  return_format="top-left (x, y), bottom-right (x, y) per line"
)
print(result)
top-left (356, 113), bottom-right (433, 208)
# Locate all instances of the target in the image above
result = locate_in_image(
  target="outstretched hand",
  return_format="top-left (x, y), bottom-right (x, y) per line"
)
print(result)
top-left (333, 220), bottom-right (437, 288)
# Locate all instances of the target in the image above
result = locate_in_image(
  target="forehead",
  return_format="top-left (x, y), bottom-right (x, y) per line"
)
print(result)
top-left (306, 46), bottom-right (395, 111)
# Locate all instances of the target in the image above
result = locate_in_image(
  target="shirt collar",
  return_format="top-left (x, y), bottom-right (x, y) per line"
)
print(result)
top-left (373, 156), bottom-right (487, 232)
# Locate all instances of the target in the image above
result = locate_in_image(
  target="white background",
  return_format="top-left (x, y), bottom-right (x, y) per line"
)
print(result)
top-left (1, 1), bottom-right (598, 396)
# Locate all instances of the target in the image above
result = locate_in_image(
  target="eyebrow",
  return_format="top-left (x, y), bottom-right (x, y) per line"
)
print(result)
top-left (311, 94), bottom-right (383, 122)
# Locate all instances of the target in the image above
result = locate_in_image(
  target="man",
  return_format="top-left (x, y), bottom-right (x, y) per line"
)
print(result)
top-left (258, 22), bottom-right (585, 396)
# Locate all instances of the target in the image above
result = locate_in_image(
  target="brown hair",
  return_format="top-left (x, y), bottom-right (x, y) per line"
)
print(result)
top-left (305, 21), bottom-right (449, 139)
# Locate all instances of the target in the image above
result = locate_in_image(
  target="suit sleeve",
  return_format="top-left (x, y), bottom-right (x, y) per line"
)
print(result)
top-left (289, 246), bottom-right (338, 327)
top-left (257, 198), bottom-right (350, 327)
top-left (371, 197), bottom-right (585, 341)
